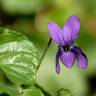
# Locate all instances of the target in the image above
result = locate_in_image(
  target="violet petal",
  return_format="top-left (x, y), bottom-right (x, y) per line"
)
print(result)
top-left (62, 15), bottom-right (80, 46)
top-left (60, 49), bottom-right (76, 68)
top-left (48, 22), bottom-right (64, 46)
top-left (56, 48), bottom-right (62, 74)
top-left (73, 46), bottom-right (88, 69)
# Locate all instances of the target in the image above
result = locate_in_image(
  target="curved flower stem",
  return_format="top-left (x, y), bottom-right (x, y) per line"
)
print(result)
top-left (35, 83), bottom-right (53, 96)
top-left (37, 38), bottom-right (52, 70)
top-left (36, 38), bottom-right (53, 96)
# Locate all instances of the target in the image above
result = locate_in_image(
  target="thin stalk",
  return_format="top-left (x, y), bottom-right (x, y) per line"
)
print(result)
top-left (37, 38), bottom-right (52, 70)
top-left (36, 38), bottom-right (53, 96)
top-left (35, 83), bottom-right (53, 96)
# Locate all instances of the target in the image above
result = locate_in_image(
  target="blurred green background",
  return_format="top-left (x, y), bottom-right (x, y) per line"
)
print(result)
top-left (0, 0), bottom-right (96, 96)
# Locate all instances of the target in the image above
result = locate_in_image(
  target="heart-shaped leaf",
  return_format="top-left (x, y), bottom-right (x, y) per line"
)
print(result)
top-left (0, 28), bottom-right (39, 85)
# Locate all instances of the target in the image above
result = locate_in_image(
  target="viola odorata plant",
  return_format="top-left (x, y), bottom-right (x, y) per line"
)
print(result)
top-left (48, 15), bottom-right (88, 74)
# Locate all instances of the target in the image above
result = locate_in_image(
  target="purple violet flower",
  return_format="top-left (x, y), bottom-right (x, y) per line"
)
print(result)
top-left (48, 15), bottom-right (88, 74)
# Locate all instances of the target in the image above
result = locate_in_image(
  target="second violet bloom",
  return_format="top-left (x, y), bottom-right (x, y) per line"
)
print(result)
top-left (48, 15), bottom-right (88, 74)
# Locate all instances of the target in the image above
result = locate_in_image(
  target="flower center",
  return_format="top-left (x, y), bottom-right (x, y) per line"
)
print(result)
top-left (59, 45), bottom-right (70, 52)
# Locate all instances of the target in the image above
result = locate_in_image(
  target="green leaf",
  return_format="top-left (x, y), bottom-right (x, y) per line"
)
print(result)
top-left (0, 28), bottom-right (39, 84)
top-left (0, 84), bottom-right (20, 96)
top-left (0, 70), bottom-right (21, 96)
top-left (21, 86), bottom-right (44, 96)
top-left (56, 88), bottom-right (72, 96)
top-left (0, 70), bottom-right (7, 84)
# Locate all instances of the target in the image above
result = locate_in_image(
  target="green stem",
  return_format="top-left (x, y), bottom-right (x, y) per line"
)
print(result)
top-left (35, 83), bottom-right (53, 96)
top-left (36, 38), bottom-right (53, 96)
top-left (37, 38), bottom-right (52, 70)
